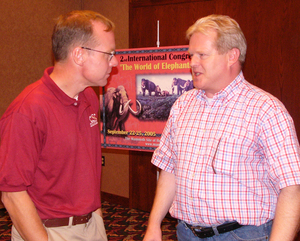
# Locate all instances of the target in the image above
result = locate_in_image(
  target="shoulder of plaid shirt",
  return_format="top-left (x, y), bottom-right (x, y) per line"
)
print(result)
top-left (151, 71), bottom-right (300, 229)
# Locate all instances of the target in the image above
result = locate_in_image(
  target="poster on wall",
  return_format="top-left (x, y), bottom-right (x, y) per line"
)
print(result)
top-left (100, 45), bottom-right (192, 151)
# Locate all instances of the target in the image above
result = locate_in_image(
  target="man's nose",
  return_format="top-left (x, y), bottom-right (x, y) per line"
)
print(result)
top-left (110, 55), bottom-right (119, 67)
top-left (190, 55), bottom-right (199, 67)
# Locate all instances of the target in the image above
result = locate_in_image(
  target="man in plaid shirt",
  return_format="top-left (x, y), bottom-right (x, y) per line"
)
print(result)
top-left (144, 15), bottom-right (300, 241)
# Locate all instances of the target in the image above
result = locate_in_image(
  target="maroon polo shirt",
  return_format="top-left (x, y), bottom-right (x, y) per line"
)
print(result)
top-left (0, 67), bottom-right (102, 219)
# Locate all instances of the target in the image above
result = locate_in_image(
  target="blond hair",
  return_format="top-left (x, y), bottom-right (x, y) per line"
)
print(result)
top-left (186, 14), bottom-right (247, 64)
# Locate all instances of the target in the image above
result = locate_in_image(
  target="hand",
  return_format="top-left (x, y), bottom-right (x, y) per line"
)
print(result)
top-left (143, 226), bottom-right (162, 241)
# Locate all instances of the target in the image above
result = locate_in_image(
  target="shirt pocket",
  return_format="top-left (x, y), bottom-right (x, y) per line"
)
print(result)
top-left (211, 136), bottom-right (248, 176)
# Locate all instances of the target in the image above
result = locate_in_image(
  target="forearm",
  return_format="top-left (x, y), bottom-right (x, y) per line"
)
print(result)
top-left (270, 185), bottom-right (300, 241)
top-left (144, 169), bottom-right (176, 241)
top-left (2, 191), bottom-right (48, 241)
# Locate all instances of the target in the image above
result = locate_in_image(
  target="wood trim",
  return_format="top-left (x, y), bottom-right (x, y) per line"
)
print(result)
top-left (130, 0), bottom-right (212, 7)
top-left (129, 151), bottom-right (157, 212)
top-left (101, 192), bottom-right (129, 207)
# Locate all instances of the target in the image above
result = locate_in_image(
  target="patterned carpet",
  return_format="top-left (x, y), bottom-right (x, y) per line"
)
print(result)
top-left (0, 201), bottom-right (177, 240)
top-left (0, 208), bottom-right (11, 241)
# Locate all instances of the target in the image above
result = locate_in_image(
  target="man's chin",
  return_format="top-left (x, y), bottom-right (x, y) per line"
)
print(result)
top-left (192, 79), bottom-right (203, 90)
top-left (98, 79), bottom-right (108, 87)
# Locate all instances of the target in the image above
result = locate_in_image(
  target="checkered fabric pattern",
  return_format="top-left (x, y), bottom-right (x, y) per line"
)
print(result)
top-left (152, 72), bottom-right (300, 226)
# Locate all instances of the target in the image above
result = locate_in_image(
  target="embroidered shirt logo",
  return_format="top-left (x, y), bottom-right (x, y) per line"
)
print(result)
top-left (89, 113), bottom-right (98, 127)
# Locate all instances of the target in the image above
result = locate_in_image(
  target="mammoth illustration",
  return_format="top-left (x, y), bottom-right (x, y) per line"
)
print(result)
top-left (155, 85), bottom-right (161, 96)
top-left (181, 80), bottom-right (194, 93)
top-left (100, 85), bottom-right (141, 131)
top-left (141, 78), bottom-right (157, 96)
top-left (161, 90), bottom-right (170, 96)
top-left (172, 77), bottom-right (188, 95)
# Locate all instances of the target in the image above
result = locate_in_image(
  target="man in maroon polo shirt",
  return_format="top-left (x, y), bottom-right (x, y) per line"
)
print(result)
top-left (0, 10), bottom-right (118, 241)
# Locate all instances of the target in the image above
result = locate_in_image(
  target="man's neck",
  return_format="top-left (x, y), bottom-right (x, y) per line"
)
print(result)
top-left (50, 64), bottom-right (83, 99)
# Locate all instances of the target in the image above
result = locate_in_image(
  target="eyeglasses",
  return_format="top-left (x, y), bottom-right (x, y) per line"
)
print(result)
top-left (81, 47), bottom-right (115, 61)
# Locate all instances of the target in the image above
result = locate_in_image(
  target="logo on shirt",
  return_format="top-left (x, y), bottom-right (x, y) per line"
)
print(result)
top-left (89, 113), bottom-right (98, 127)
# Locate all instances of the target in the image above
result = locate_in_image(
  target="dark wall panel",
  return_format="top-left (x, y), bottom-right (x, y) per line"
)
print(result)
top-left (129, 0), bottom-right (300, 139)
top-left (130, 0), bottom-right (215, 48)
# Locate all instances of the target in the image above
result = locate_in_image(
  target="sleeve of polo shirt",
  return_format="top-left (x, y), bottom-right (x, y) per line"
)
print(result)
top-left (151, 102), bottom-right (178, 173)
top-left (0, 112), bottom-right (42, 191)
top-left (260, 106), bottom-right (300, 190)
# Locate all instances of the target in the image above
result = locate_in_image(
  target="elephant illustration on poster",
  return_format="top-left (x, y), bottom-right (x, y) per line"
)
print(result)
top-left (100, 85), bottom-right (141, 131)
top-left (181, 79), bottom-right (194, 93)
top-left (171, 77), bottom-right (188, 95)
top-left (141, 78), bottom-right (157, 96)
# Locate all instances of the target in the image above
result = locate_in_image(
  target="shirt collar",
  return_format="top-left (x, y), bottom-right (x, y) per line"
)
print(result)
top-left (41, 67), bottom-right (82, 106)
top-left (196, 71), bottom-right (245, 104)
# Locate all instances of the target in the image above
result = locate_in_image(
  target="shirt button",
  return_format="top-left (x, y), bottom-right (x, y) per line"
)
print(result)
top-left (74, 102), bottom-right (78, 106)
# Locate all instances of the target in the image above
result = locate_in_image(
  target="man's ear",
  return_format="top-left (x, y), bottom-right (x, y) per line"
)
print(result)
top-left (72, 47), bottom-right (85, 66)
top-left (228, 48), bottom-right (240, 66)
